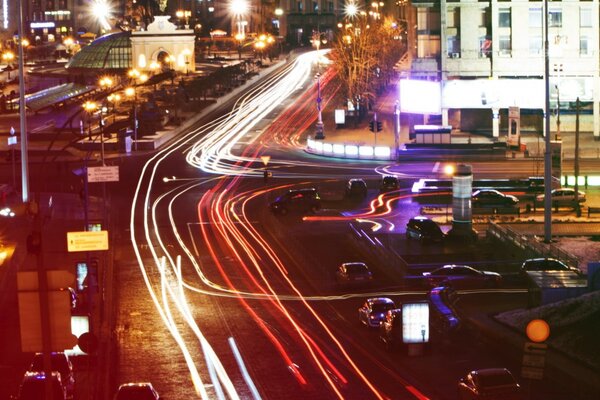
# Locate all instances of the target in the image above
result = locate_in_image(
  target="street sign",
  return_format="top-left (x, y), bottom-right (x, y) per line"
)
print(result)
top-left (260, 156), bottom-right (271, 166)
top-left (67, 230), bottom-right (109, 252)
top-left (7, 136), bottom-right (17, 145)
top-left (87, 165), bottom-right (119, 183)
top-left (521, 341), bottom-right (547, 380)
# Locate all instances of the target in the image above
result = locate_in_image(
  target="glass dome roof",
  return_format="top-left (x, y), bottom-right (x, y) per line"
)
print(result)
top-left (66, 31), bottom-right (132, 71)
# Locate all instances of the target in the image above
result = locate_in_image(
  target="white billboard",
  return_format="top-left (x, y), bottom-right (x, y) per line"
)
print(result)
top-left (402, 302), bottom-right (430, 343)
top-left (399, 79), bottom-right (441, 114)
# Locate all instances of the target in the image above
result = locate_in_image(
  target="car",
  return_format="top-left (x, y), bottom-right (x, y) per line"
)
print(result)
top-left (457, 368), bottom-right (521, 399)
top-left (471, 189), bottom-right (518, 208)
top-left (346, 178), bottom-right (368, 198)
top-left (17, 371), bottom-right (67, 400)
top-left (380, 175), bottom-right (400, 193)
top-left (422, 265), bottom-right (502, 289)
top-left (28, 352), bottom-right (74, 399)
top-left (535, 188), bottom-right (586, 207)
top-left (270, 188), bottom-right (321, 215)
top-left (335, 262), bottom-right (373, 285)
top-left (521, 257), bottom-right (580, 274)
top-left (114, 382), bottom-right (161, 400)
top-left (358, 297), bottom-right (396, 327)
top-left (406, 216), bottom-right (445, 243)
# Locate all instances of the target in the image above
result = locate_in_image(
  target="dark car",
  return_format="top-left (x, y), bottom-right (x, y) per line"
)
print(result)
top-left (28, 352), bottom-right (74, 399)
top-left (422, 265), bottom-right (502, 289)
top-left (114, 382), bottom-right (160, 400)
top-left (472, 189), bottom-right (518, 208)
top-left (335, 262), bottom-right (373, 286)
top-left (358, 297), bottom-right (396, 328)
top-left (380, 175), bottom-right (400, 193)
top-left (18, 372), bottom-right (67, 400)
top-left (270, 188), bottom-right (321, 215)
top-left (521, 258), bottom-right (580, 274)
top-left (406, 216), bottom-right (445, 243)
top-left (458, 368), bottom-right (521, 400)
top-left (346, 178), bottom-right (368, 199)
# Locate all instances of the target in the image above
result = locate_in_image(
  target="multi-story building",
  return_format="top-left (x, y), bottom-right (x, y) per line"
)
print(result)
top-left (408, 0), bottom-right (600, 138)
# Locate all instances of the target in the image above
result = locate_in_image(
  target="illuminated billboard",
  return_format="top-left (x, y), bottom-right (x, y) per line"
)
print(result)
top-left (402, 302), bottom-right (430, 343)
top-left (399, 79), bottom-right (441, 115)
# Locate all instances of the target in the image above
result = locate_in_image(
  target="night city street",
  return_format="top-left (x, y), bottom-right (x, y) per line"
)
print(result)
top-left (0, 1), bottom-right (599, 399)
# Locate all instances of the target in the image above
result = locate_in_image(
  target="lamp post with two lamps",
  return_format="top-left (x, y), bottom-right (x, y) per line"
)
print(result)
top-left (176, 9), bottom-right (191, 29)
top-left (106, 93), bottom-right (121, 123)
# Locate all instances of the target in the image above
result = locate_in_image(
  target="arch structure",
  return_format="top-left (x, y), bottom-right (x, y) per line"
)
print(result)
top-left (130, 16), bottom-right (195, 74)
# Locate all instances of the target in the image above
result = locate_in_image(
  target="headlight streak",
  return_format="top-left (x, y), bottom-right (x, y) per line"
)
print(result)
top-left (198, 177), bottom-right (397, 399)
top-left (130, 49), bottom-right (434, 399)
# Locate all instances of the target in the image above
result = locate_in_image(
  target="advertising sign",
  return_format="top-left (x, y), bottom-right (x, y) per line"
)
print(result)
top-left (402, 302), bottom-right (430, 343)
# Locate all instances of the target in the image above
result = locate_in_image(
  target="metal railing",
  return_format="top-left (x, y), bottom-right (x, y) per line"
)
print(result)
top-left (487, 221), bottom-right (580, 269)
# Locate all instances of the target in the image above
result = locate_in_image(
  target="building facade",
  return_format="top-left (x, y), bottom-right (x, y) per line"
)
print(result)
top-left (409, 0), bottom-right (600, 138)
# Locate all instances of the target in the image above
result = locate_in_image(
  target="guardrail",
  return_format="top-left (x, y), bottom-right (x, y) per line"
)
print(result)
top-left (486, 221), bottom-right (580, 269)
top-left (306, 137), bottom-right (393, 161)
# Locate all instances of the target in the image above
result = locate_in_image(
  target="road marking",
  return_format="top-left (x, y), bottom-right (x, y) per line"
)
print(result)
top-left (432, 162), bottom-right (440, 173)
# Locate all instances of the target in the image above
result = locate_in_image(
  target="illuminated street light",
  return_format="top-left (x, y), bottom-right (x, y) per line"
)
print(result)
top-left (230, 0), bottom-right (249, 38)
top-left (91, 0), bottom-right (112, 32)
top-left (98, 76), bottom-right (113, 90)
top-left (176, 9), bottom-right (192, 28)
top-left (345, 2), bottom-right (359, 18)
top-left (182, 48), bottom-right (192, 75)
top-left (107, 93), bottom-right (121, 123)
top-left (83, 101), bottom-right (98, 140)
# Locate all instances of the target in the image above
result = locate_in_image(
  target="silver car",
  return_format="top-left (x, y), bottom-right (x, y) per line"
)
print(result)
top-left (536, 188), bottom-right (586, 207)
top-left (358, 297), bottom-right (396, 327)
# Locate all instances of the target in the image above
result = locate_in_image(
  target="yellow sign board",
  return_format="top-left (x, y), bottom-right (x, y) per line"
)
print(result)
top-left (67, 230), bottom-right (109, 252)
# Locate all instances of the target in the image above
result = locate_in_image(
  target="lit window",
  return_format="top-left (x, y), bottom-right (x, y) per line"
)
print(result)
top-left (499, 35), bottom-right (511, 56)
top-left (529, 35), bottom-right (542, 55)
top-left (447, 36), bottom-right (459, 57)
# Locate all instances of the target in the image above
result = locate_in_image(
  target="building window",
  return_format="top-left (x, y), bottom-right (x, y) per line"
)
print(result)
top-left (447, 36), bottom-right (460, 57)
top-left (498, 8), bottom-right (511, 28)
top-left (447, 8), bottom-right (459, 28)
top-left (580, 35), bottom-right (589, 56)
top-left (549, 8), bottom-right (562, 27)
top-left (499, 35), bottom-right (511, 56)
top-left (529, 35), bottom-right (542, 55)
top-left (479, 36), bottom-right (491, 58)
top-left (580, 8), bottom-right (592, 27)
top-left (529, 7), bottom-right (541, 28)
top-left (312, 1), bottom-right (318, 11)
top-left (297, 1), bottom-right (303, 12)
top-left (328, 1), bottom-right (333, 11)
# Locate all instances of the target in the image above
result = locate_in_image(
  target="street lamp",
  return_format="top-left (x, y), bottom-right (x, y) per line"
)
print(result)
top-left (230, 0), bottom-right (249, 39)
top-left (106, 93), bottom-right (120, 123)
top-left (83, 101), bottom-right (97, 141)
top-left (125, 86), bottom-right (138, 151)
top-left (315, 72), bottom-right (325, 139)
top-left (128, 68), bottom-right (140, 84)
top-left (99, 76), bottom-right (113, 91)
top-left (176, 9), bottom-right (191, 29)
top-left (2, 51), bottom-right (14, 80)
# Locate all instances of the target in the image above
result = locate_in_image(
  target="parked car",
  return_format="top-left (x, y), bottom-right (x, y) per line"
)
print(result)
top-left (114, 382), bottom-right (161, 400)
top-left (358, 297), bottom-right (396, 328)
top-left (422, 265), bottom-right (502, 289)
top-left (335, 262), bottom-right (373, 286)
top-left (458, 368), bottom-right (521, 399)
top-left (406, 216), bottom-right (445, 243)
top-left (380, 175), bottom-right (400, 193)
top-left (535, 188), bottom-right (586, 207)
top-left (471, 189), bottom-right (518, 208)
top-left (346, 178), bottom-right (368, 199)
top-left (17, 371), bottom-right (67, 400)
top-left (28, 352), bottom-right (74, 399)
top-left (521, 258), bottom-right (580, 274)
top-left (270, 188), bottom-right (321, 215)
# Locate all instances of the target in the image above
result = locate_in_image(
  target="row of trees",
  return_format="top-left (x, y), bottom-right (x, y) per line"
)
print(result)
top-left (330, 16), bottom-right (405, 118)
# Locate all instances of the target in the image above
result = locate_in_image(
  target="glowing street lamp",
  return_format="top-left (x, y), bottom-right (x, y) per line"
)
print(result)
top-left (91, 0), bottom-right (112, 32)
top-left (83, 101), bottom-right (97, 140)
top-left (3, 51), bottom-right (14, 80)
top-left (98, 76), bottom-right (113, 90)
top-left (176, 9), bottom-right (192, 28)
top-left (230, 0), bottom-right (249, 37)
top-left (107, 93), bottom-right (121, 123)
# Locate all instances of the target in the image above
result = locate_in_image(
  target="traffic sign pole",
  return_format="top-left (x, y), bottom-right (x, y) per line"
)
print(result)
top-left (10, 126), bottom-right (16, 189)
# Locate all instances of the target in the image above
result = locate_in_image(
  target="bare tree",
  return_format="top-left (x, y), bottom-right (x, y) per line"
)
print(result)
top-left (330, 16), bottom-right (404, 120)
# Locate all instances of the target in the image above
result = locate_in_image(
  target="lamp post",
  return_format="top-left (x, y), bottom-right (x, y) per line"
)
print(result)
top-left (107, 93), bottom-right (120, 123)
top-left (2, 51), bottom-right (14, 80)
top-left (176, 9), bottom-right (191, 29)
top-left (83, 100), bottom-right (97, 141)
top-left (182, 48), bottom-right (191, 75)
top-left (315, 72), bottom-right (325, 139)
top-left (125, 86), bottom-right (138, 151)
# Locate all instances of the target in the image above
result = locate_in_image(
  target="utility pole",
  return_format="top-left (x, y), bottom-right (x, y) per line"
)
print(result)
top-left (543, 0), bottom-right (552, 242)
top-left (17, 0), bottom-right (29, 202)
top-left (574, 97), bottom-right (581, 217)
